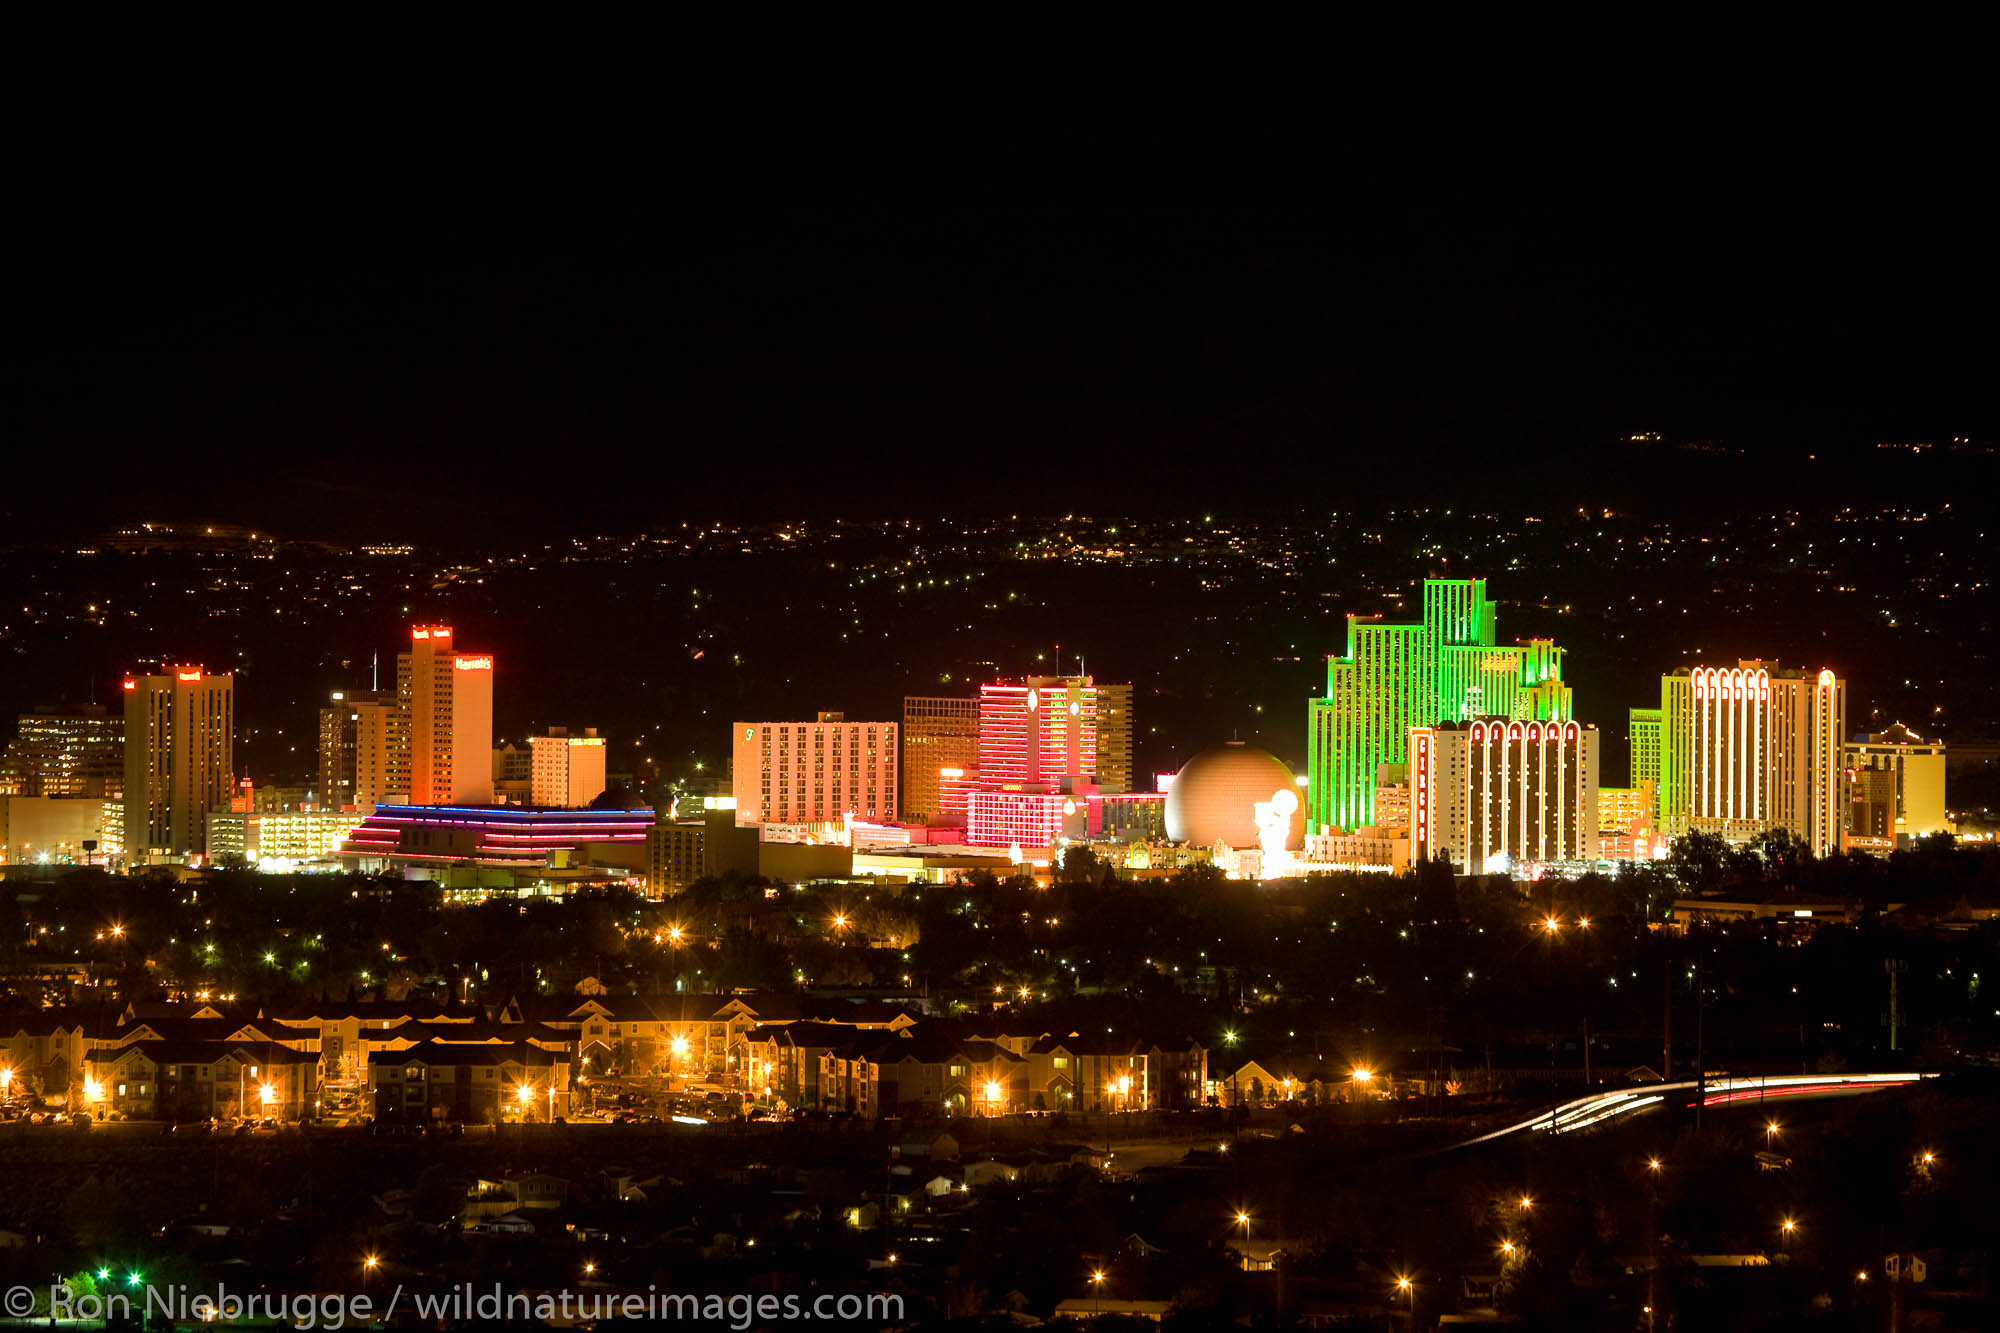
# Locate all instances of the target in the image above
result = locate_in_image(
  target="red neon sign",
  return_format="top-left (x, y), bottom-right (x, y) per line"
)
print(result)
top-left (176, 670), bottom-right (203, 682)
top-left (121, 680), bottom-right (136, 691)
top-left (1413, 729), bottom-right (1431, 848)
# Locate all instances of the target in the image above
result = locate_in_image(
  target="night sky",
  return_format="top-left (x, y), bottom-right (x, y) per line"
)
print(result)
top-left (9, 127), bottom-right (1993, 541)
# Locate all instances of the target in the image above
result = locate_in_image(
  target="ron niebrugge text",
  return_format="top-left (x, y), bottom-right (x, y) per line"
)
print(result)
top-left (24, 1280), bottom-right (905, 1330)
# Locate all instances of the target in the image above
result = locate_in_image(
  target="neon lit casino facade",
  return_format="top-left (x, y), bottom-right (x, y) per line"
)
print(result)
top-left (1410, 719), bottom-right (1600, 874)
top-left (1307, 578), bottom-right (1572, 838)
top-left (1657, 663), bottom-right (1845, 856)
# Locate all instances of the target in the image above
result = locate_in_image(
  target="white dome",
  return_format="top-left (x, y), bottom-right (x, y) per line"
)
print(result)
top-left (1164, 743), bottom-right (1305, 849)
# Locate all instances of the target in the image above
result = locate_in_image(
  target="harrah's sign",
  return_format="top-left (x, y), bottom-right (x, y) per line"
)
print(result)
top-left (454, 656), bottom-right (493, 671)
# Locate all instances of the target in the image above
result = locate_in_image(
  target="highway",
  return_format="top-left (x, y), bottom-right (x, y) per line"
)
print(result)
top-left (1443, 1072), bottom-right (1934, 1151)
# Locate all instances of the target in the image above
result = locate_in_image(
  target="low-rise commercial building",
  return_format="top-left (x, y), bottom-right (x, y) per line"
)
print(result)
top-left (206, 809), bottom-right (365, 864)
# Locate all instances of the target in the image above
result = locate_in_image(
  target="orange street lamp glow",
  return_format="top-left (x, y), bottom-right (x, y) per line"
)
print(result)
top-left (1647, 1158), bottom-right (1662, 1172)
top-left (1921, 1150), bottom-right (1936, 1165)
top-left (1542, 917), bottom-right (1561, 934)
top-left (363, 1256), bottom-right (378, 1270)
top-left (1235, 1211), bottom-right (1251, 1230)
top-left (517, 1084), bottom-right (534, 1106)
top-left (1352, 1067), bottom-right (1373, 1083)
top-left (1781, 1218), bottom-right (1797, 1234)
top-left (1518, 1195), bottom-right (1533, 1211)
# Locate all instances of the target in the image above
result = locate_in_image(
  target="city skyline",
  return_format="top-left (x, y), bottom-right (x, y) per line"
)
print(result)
top-left (4, 127), bottom-right (1997, 1327)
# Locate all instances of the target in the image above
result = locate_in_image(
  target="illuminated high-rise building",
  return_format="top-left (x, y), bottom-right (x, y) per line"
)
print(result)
top-left (396, 625), bottom-right (494, 806)
top-left (939, 676), bottom-right (1100, 833)
top-left (900, 696), bottom-right (980, 824)
top-left (731, 712), bottom-right (897, 826)
top-left (1658, 662), bottom-right (1845, 855)
top-left (318, 689), bottom-right (396, 812)
top-left (531, 727), bottom-right (608, 808)
top-left (1094, 682), bottom-right (1135, 793)
top-left (1628, 707), bottom-right (1663, 812)
top-left (977, 677), bottom-right (1097, 784)
top-left (1, 705), bottom-right (124, 798)
top-left (1307, 578), bottom-right (1570, 836)
top-left (1410, 718), bottom-right (1600, 873)
top-left (1843, 724), bottom-right (1949, 847)
top-left (122, 666), bottom-right (234, 860)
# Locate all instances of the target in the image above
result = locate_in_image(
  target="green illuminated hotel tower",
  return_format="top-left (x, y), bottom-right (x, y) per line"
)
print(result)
top-left (1306, 578), bottom-right (1572, 834)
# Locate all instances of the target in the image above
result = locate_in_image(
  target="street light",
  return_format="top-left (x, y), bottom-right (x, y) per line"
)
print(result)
top-left (1765, 1119), bottom-right (1781, 1149)
top-left (1518, 1194), bottom-right (1533, 1211)
top-left (1090, 1270), bottom-right (1105, 1316)
top-left (1646, 1157), bottom-right (1662, 1173)
top-left (1234, 1210), bottom-right (1252, 1236)
top-left (259, 1083), bottom-right (276, 1114)
top-left (1542, 916), bottom-right (1561, 934)
top-left (517, 1084), bottom-right (535, 1120)
top-left (984, 1079), bottom-right (1004, 1115)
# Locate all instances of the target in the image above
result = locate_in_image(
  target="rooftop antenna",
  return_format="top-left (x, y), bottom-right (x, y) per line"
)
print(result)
top-left (371, 651), bottom-right (379, 693)
top-left (1054, 643), bottom-right (1061, 676)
